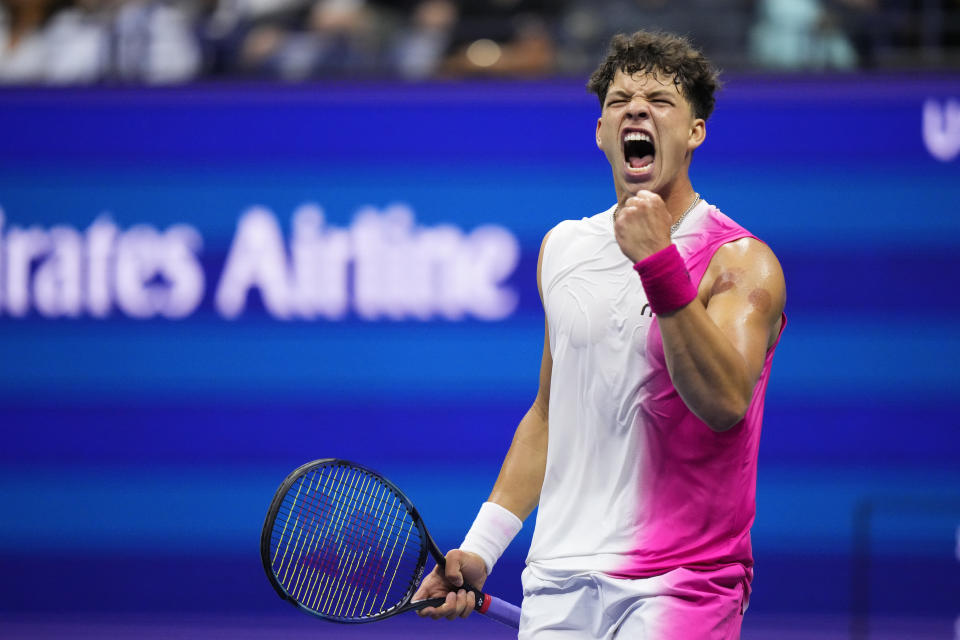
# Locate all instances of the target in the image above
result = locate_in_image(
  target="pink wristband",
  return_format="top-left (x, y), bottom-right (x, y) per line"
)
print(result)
top-left (633, 244), bottom-right (697, 315)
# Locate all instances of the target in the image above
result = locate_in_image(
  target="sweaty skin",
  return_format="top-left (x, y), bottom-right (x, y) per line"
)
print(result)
top-left (415, 68), bottom-right (785, 619)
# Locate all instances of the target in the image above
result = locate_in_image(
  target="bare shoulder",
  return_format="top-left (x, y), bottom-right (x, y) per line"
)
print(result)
top-left (711, 237), bottom-right (783, 280)
top-left (699, 238), bottom-right (786, 337)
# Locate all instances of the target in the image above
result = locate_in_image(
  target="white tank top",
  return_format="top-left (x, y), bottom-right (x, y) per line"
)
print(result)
top-left (528, 200), bottom-right (785, 579)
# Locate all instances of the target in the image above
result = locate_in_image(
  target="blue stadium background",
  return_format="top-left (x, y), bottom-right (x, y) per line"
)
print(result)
top-left (1, 74), bottom-right (958, 638)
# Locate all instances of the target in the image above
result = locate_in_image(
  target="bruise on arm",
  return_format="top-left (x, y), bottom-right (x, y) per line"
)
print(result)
top-left (748, 287), bottom-right (774, 314)
top-left (701, 240), bottom-right (786, 381)
top-left (709, 268), bottom-right (742, 297)
top-left (657, 238), bottom-right (784, 430)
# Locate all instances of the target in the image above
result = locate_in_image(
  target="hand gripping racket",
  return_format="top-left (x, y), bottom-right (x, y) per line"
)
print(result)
top-left (260, 458), bottom-right (521, 628)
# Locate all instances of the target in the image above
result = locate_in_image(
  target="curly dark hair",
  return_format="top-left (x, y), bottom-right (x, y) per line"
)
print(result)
top-left (587, 31), bottom-right (721, 121)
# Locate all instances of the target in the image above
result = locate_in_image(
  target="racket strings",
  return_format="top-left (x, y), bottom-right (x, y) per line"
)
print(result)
top-left (281, 473), bottom-right (364, 612)
top-left (268, 464), bottom-right (425, 620)
top-left (272, 471), bottom-right (420, 579)
top-left (278, 467), bottom-right (393, 615)
top-left (273, 467), bottom-right (380, 615)
top-left (321, 473), bottom-right (422, 620)
top-left (274, 477), bottom-right (419, 540)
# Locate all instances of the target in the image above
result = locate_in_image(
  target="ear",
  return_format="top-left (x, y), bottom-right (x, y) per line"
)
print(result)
top-left (688, 118), bottom-right (706, 152)
top-left (596, 117), bottom-right (603, 150)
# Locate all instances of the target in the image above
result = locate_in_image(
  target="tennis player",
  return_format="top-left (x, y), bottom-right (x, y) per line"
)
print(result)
top-left (416, 30), bottom-right (786, 639)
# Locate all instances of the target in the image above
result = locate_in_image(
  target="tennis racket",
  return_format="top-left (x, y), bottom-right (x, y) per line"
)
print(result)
top-left (260, 458), bottom-right (522, 628)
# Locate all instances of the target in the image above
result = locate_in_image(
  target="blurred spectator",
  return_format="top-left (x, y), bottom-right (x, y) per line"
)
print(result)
top-left (0, 0), bottom-right (62, 83)
top-left (207, 0), bottom-right (385, 80)
top-left (558, 0), bottom-right (752, 74)
top-left (113, 0), bottom-right (203, 83)
top-left (827, 0), bottom-right (881, 67)
top-left (1, 0), bottom-right (202, 85)
top-left (292, 0), bottom-right (383, 77)
top-left (202, 0), bottom-right (311, 77)
top-left (391, 0), bottom-right (457, 79)
top-left (1, 0), bottom-right (959, 83)
top-left (750, 0), bottom-right (859, 69)
top-left (439, 0), bottom-right (559, 77)
top-left (0, 0), bottom-right (106, 84)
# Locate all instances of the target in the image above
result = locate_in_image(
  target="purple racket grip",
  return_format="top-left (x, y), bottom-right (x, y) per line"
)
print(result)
top-left (478, 594), bottom-right (522, 629)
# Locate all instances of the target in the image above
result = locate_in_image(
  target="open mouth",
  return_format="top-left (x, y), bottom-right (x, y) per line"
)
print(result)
top-left (623, 131), bottom-right (655, 173)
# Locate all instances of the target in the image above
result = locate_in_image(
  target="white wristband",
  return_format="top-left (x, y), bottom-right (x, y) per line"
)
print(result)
top-left (460, 501), bottom-right (522, 575)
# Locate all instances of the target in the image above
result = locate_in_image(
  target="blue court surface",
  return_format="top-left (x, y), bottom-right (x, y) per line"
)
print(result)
top-left (0, 614), bottom-right (956, 639)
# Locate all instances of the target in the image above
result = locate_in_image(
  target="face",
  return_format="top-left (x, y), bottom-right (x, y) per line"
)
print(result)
top-left (595, 69), bottom-right (706, 201)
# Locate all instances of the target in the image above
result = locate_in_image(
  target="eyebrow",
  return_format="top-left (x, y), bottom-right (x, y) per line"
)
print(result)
top-left (606, 88), bottom-right (677, 102)
top-left (645, 90), bottom-right (676, 100)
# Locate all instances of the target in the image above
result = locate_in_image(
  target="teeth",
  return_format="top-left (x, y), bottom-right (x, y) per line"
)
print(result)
top-left (623, 131), bottom-right (651, 143)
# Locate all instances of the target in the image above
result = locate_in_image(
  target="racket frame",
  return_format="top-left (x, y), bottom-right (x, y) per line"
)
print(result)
top-left (260, 458), bottom-right (448, 624)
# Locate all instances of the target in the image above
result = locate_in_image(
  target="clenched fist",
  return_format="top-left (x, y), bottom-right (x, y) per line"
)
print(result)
top-left (613, 190), bottom-right (673, 263)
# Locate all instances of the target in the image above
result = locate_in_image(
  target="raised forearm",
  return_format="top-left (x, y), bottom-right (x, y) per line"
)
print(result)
top-left (658, 300), bottom-right (756, 431)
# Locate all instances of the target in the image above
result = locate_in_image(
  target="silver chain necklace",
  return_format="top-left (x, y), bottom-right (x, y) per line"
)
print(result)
top-left (613, 192), bottom-right (701, 237)
top-left (670, 193), bottom-right (700, 236)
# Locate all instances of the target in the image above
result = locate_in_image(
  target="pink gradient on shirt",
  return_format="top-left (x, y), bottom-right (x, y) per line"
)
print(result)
top-left (650, 565), bottom-right (748, 640)
top-left (612, 207), bottom-right (786, 585)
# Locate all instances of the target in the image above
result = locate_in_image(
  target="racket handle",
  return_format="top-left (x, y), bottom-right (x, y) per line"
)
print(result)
top-left (477, 593), bottom-right (522, 629)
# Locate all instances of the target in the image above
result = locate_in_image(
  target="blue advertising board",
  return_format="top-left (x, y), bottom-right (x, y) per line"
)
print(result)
top-left (0, 75), bottom-right (958, 626)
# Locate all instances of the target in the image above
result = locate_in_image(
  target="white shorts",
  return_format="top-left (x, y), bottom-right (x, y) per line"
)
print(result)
top-left (518, 564), bottom-right (748, 640)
